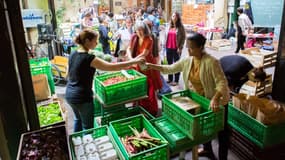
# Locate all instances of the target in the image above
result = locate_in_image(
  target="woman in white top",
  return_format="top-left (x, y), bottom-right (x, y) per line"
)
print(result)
top-left (114, 16), bottom-right (134, 58)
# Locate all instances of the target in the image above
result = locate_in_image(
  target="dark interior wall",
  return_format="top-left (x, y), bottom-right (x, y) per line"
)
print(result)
top-left (0, 0), bottom-right (39, 159)
top-left (272, 2), bottom-right (285, 102)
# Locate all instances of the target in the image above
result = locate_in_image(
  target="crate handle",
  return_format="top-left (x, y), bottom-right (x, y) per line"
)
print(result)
top-left (142, 151), bottom-right (156, 159)
top-left (201, 112), bottom-right (214, 121)
top-left (119, 120), bottom-right (134, 126)
top-left (170, 91), bottom-right (184, 98)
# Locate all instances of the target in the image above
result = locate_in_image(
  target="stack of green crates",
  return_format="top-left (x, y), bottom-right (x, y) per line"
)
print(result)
top-left (29, 57), bottom-right (55, 94)
top-left (152, 116), bottom-right (192, 153)
top-left (162, 90), bottom-right (224, 140)
top-left (109, 115), bottom-right (169, 160)
top-left (152, 116), bottom-right (218, 155)
top-left (94, 69), bottom-right (147, 106)
top-left (97, 106), bottom-right (155, 126)
top-left (228, 103), bottom-right (285, 148)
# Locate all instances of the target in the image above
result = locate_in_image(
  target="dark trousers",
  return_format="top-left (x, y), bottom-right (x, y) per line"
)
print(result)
top-left (102, 43), bottom-right (111, 55)
top-left (203, 104), bottom-right (229, 160)
top-left (236, 26), bottom-right (246, 52)
top-left (114, 38), bottom-right (121, 57)
top-left (166, 48), bottom-right (180, 82)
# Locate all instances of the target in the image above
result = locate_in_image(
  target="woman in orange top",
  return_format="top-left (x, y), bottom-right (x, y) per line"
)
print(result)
top-left (127, 21), bottom-right (162, 116)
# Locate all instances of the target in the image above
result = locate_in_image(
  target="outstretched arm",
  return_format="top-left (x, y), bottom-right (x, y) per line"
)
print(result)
top-left (90, 57), bottom-right (143, 71)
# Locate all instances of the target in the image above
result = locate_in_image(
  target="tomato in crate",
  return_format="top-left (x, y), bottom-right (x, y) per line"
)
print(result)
top-left (94, 70), bottom-right (147, 106)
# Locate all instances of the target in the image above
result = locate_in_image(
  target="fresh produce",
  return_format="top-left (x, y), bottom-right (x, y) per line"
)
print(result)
top-left (37, 102), bottom-right (63, 127)
top-left (72, 134), bottom-right (117, 160)
top-left (121, 126), bottom-right (166, 154)
top-left (20, 127), bottom-right (69, 160)
top-left (103, 76), bottom-right (128, 85)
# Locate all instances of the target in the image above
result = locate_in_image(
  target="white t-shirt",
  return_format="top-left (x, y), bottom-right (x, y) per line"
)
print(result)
top-left (116, 27), bottom-right (133, 50)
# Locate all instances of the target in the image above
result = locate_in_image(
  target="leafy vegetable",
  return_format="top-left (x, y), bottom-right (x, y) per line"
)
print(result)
top-left (121, 126), bottom-right (166, 154)
top-left (20, 127), bottom-right (69, 160)
top-left (37, 102), bottom-right (63, 127)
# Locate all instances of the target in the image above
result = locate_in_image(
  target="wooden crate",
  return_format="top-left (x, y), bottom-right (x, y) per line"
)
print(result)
top-left (36, 100), bottom-right (66, 128)
top-left (241, 49), bottom-right (277, 68)
top-left (206, 39), bottom-right (232, 51)
top-left (239, 75), bottom-right (272, 97)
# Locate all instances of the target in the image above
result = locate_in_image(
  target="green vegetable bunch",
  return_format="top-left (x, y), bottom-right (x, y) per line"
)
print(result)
top-left (37, 102), bottom-right (63, 127)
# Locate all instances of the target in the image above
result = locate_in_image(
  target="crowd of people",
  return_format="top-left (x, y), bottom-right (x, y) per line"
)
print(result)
top-left (66, 5), bottom-right (259, 160)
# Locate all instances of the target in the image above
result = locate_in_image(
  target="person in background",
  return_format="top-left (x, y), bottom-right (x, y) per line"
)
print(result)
top-left (162, 12), bottom-right (186, 86)
top-left (146, 32), bottom-right (230, 160)
top-left (235, 7), bottom-right (253, 53)
top-left (65, 29), bottom-right (144, 132)
top-left (127, 21), bottom-right (162, 116)
top-left (114, 16), bottom-right (134, 58)
top-left (81, 12), bottom-right (93, 30)
top-left (107, 12), bottom-right (118, 34)
top-left (157, 7), bottom-right (166, 24)
top-left (144, 19), bottom-right (172, 98)
top-left (146, 7), bottom-right (160, 36)
top-left (77, 8), bottom-right (84, 22)
top-left (220, 55), bottom-right (254, 93)
top-left (98, 16), bottom-right (111, 54)
top-left (226, 22), bottom-right (236, 39)
top-left (135, 8), bottom-right (145, 25)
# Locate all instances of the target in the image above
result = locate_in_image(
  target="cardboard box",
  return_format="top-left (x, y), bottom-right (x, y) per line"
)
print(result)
top-left (32, 74), bottom-right (51, 101)
top-left (239, 75), bottom-right (272, 97)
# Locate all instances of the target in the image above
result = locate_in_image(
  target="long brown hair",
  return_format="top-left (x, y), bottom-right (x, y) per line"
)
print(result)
top-left (170, 12), bottom-right (182, 28)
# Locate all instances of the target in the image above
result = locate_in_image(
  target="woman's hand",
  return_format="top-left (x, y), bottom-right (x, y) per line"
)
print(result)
top-left (145, 62), bottom-right (152, 70)
top-left (133, 57), bottom-right (145, 65)
top-left (210, 97), bottom-right (220, 112)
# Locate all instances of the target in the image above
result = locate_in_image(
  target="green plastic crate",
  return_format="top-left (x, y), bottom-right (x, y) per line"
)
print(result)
top-left (228, 104), bottom-right (285, 148)
top-left (69, 126), bottom-right (122, 160)
top-left (93, 98), bottom-right (102, 117)
top-left (98, 106), bottom-right (155, 126)
top-left (152, 116), bottom-right (191, 149)
top-left (94, 70), bottom-right (147, 106)
top-left (109, 115), bottom-right (169, 160)
top-left (162, 90), bottom-right (224, 140)
top-left (29, 57), bottom-right (55, 94)
top-left (152, 116), bottom-right (216, 155)
top-left (94, 98), bottom-right (128, 116)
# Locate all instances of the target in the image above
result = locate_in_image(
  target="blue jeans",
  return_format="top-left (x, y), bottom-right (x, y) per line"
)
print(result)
top-left (67, 101), bottom-right (94, 132)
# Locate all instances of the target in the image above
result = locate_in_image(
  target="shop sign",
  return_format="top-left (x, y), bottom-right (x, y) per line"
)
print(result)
top-left (22, 9), bottom-right (45, 28)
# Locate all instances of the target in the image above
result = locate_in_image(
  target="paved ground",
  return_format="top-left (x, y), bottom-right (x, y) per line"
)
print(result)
top-left (55, 40), bottom-right (273, 160)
